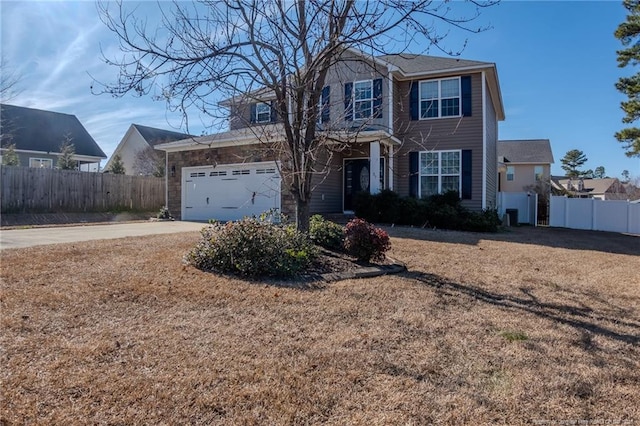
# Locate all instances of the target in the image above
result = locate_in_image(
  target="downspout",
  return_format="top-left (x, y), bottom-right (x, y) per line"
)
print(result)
top-left (481, 71), bottom-right (487, 209)
top-left (388, 69), bottom-right (394, 190)
top-left (165, 150), bottom-right (169, 210)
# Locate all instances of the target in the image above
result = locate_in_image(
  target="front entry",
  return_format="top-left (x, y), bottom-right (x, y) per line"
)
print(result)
top-left (343, 159), bottom-right (371, 211)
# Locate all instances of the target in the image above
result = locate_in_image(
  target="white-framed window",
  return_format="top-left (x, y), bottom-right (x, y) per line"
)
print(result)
top-left (419, 150), bottom-right (461, 197)
top-left (29, 158), bottom-right (53, 168)
top-left (419, 77), bottom-right (461, 119)
top-left (255, 102), bottom-right (271, 123)
top-left (534, 165), bottom-right (544, 181)
top-left (506, 166), bottom-right (515, 181)
top-left (353, 80), bottom-right (373, 119)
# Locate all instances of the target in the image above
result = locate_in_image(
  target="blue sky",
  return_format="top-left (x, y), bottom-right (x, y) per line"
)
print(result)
top-left (1, 0), bottom-right (639, 180)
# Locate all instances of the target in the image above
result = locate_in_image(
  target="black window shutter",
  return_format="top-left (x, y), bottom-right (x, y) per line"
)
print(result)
top-left (410, 81), bottom-right (419, 120)
top-left (409, 151), bottom-right (419, 198)
top-left (373, 78), bottom-right (383, 118)
top-left (270, 100), bottom-right (277, 122)
top-left (321, 86), bottom-right (330, 123)
top-left (250, 103), bottom-right (257, 123)
top-left (344, 82), bottom-right (353, 121)
top-left (461, 76), bottom-right (472, 117)
top-left (461, 149), bottom-right (472, 199)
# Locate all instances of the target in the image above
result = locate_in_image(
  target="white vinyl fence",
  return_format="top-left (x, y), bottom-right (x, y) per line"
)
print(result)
top-left (498, 192), bottom-right (537, 225)
top-left (550, 196), bottom-right (640, 234)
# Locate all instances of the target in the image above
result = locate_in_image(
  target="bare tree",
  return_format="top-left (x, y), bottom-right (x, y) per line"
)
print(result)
top-left (133, 145), bottom-right (165, 177)
top-left (0, 57), bottom-right (22, 102)
top-left (97, 0), bottom-right (496, 230)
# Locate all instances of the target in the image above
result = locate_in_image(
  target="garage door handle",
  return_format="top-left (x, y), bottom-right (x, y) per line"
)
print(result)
top-left (206, 197), bottom-right (209, 205)
top-left (251, 192), bottom-right (256, 204)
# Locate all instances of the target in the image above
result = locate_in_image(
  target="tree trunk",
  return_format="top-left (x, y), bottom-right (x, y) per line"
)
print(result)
top-left (295, 196), bottom-right (311, 233)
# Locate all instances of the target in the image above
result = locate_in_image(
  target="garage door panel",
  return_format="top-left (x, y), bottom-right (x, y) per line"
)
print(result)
top-left (183, 164), bottom-right (281, 221)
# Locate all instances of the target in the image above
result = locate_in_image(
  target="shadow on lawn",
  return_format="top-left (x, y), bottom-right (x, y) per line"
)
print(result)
top-left (403, 270), bottom-right (640, 346)
top-left (386, 225), bottom-right (640, 257)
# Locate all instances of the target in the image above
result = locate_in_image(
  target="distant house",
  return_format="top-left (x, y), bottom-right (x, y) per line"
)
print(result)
top-left (551, 177), bottom-right (628, 200)
top-left (0, 104), bottom-right (106, 170)
top-left (498, 139), bottom-right (554, 192)
top-left (104, 124), bottom-right (192, 175)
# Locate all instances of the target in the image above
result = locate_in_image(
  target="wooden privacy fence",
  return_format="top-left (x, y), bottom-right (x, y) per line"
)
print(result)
top-left (1, 166), bottom-right (165, 213)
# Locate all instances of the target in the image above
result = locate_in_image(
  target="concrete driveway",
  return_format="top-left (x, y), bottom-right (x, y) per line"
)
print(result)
top-left (0, 221), bottom-right (206, 250)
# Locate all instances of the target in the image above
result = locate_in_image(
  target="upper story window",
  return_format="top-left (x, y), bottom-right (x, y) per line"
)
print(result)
top-left (506, 166), bottom-right (515, 181)
top-left (344, 78), bottom-right (382, 121)
top-left (534, 165), bottom-right (544, 181)
top-left (354, 80), bottom-right (373, 119)
top-left (419, 77), bottom-right (461, 119)
top-left (29, 158), bottom-right (53, 168)
top-left (419, 150), bottom-right (461, 197)
top-left (255, 102), bottom-right (271, 123)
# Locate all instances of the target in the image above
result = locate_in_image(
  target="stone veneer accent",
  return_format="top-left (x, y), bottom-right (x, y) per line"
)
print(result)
top-left (167, 145), bottom-right (296, 220)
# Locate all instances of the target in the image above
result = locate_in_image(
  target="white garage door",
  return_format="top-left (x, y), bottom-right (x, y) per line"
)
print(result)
top-left (182, 163), bottom-right (281, 221)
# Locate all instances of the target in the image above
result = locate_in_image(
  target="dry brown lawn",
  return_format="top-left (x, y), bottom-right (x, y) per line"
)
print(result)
top-left (1, 226), bottom-right (639, 425)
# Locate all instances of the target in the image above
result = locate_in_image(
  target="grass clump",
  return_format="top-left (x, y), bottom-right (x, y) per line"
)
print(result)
top-left (500, 330), bottom-right (529, 342)
top-left (185, 217), bottom-right (317, 278)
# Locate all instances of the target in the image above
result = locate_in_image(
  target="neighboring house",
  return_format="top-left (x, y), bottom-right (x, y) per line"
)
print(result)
top-left (497, 139), bottom-right (554, 192)
top-left (104, 124), bottom-right (192, 175)
top-left (551, 177), bottom-right (628, 200)
top-left (155, 51), bottom-right (505, 221)
top-left (0, 104), bottom-right (106, 170)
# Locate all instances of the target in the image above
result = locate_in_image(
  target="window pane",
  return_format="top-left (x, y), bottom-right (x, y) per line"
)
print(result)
top-left (420, 100), bottom-right (438, 118)
top-left (420, 176), bottom-right (438, 197)
top-left (441, 78), bottom-right (460, 98)
top-left (354, 81), bottom-right (372, 100)
top-left (441, 98), bottom-right (459, 117)
top-left (256, 103), bottom-right (271, 122)
top-left (420, 81), bottom-right (438, 100)
top-left (441, 176), bottom-right (460, 193)
top-left (507, 166), bottom-right (515, 181)
top-left (354, 100), bottom-right (372, 119)
top-left (441, 151), bottom-right (460, 174)
top-left (420, 152), bottom-right (438, 175)
top-left (535, 166), bottom-right (544, 181)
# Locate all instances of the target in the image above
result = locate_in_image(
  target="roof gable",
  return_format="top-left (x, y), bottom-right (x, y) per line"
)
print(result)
top-left (378, 54), bottom-right (492, 74)
top-left (498, 139), bottom-right (554, 164)
top-left (0, 104), bottom-right (106, 158)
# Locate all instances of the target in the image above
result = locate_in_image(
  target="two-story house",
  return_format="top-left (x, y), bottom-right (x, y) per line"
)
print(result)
top-left (155, 51), bottom-right (505, 221)
top-left (497, 139), bottom-right (554, 192)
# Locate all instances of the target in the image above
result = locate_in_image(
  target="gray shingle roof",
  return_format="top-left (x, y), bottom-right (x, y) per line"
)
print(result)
top-left (132, 124), bottom-right (193, 146)
top-left (498, 139), bottom-right (554, 164)
top-left (378, 54), bottom-right (493, 74)
top-left (1, 104), bottom-right (106, 158)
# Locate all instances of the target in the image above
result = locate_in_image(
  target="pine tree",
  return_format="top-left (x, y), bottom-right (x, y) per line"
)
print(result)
top-left (109, 154), bottom-right (126, 174)
top-left (593, 166), bottom-right (606, 179)
top-left (615, 0), bottom-right (640, 157)
top-left (2, 143), bottom-right (20, 166)
top-left (57, 138), bottom-right (77, 170)
top-left (561, 149), bottom-right (589, 178)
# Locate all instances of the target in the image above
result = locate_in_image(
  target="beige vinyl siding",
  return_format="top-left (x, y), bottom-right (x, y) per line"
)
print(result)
top-left (500, 164), bottom-right (550, 192)
top-left (484, 75), bottom-right (498, 209)
top-left (392, 72), bottom-right (484, 211)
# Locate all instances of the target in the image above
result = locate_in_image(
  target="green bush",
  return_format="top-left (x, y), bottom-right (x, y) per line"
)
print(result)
top-left (344, 218), bottom-right (391, 262)
top-left (350, 189), bottom-right (500, 232)
top-left (185, 218), bottom-right (317, 278)
top-left (309, 215), bottom-right (344, 251)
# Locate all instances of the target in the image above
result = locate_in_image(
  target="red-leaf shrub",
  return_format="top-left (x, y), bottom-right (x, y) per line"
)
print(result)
top-left (343, 218), bottom-right (391, 262)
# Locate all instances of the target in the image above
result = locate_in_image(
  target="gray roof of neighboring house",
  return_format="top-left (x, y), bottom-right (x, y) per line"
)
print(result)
top-left (498, 139), bottom-right (554, 164)
top-left (132, 124), bottom-right (193, 146)
top-left (0, 104), bottom-right (106, 158)
top-left (378, 54), bottom-right (494, 74)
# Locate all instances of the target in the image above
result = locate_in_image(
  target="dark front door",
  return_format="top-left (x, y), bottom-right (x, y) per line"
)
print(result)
top-left (344, 159), bottom-right (370, 211)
